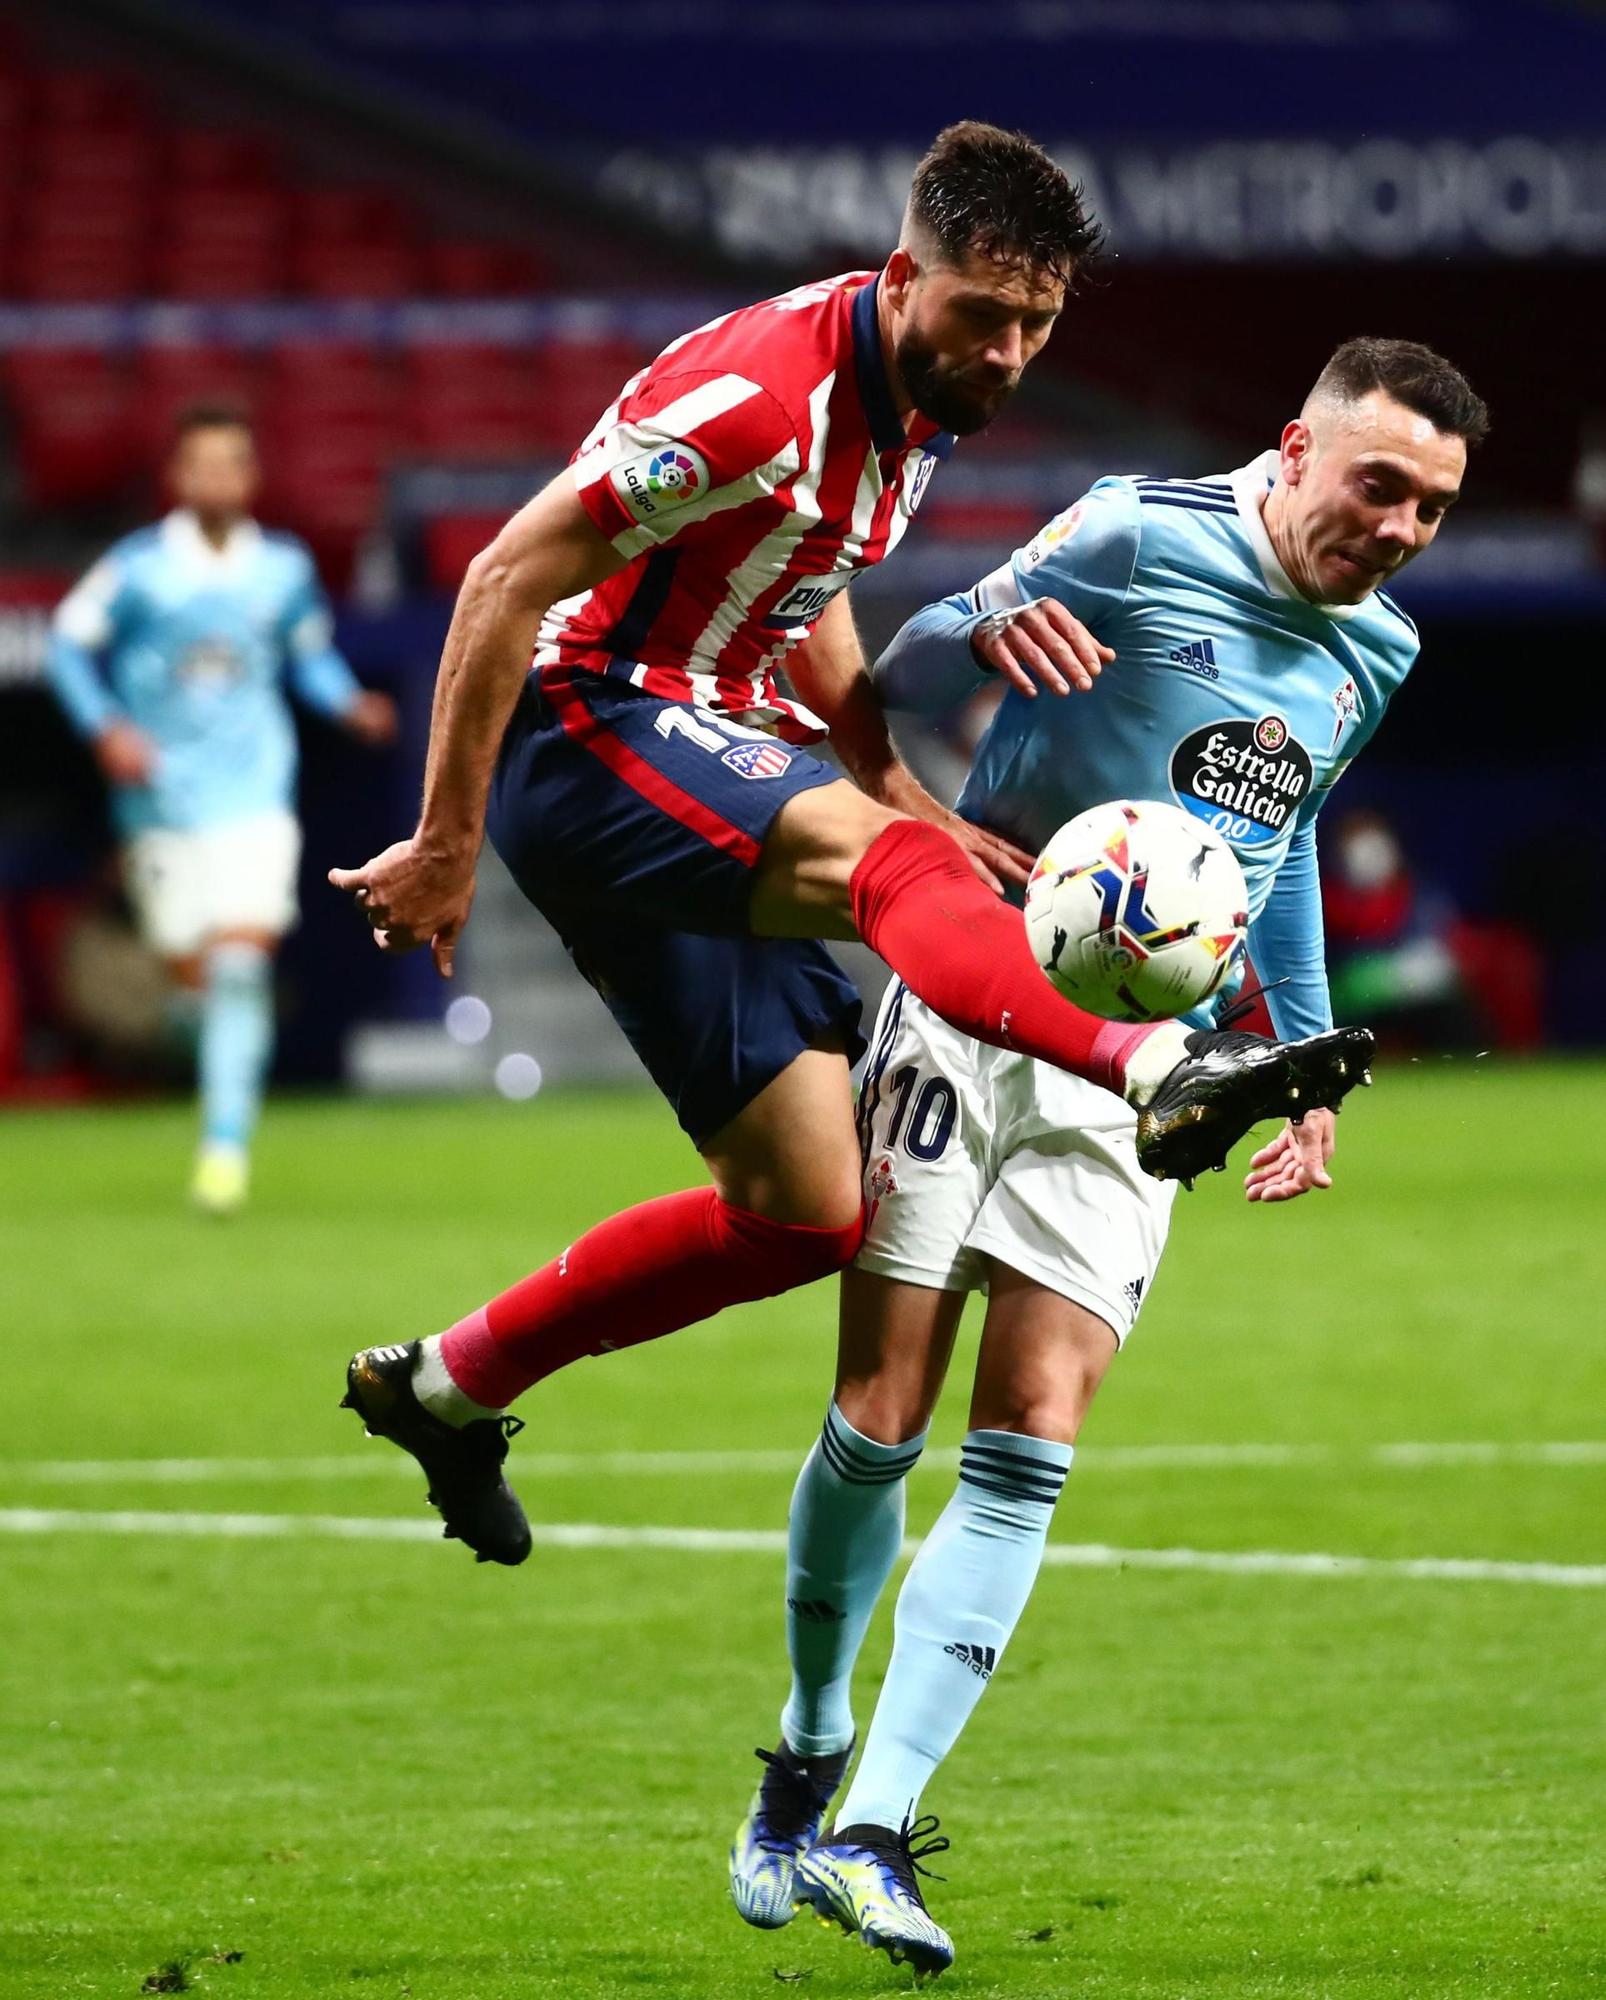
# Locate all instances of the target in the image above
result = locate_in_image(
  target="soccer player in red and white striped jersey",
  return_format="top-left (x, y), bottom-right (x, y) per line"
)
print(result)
top-left (332, 123), bottom-right (1368, 1578)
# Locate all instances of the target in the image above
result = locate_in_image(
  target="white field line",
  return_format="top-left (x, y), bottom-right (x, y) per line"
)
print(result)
top-left (0, 1507), bottom-right (1602, 1589)
top-left (2, 1440), bottom-right (1605, 1486)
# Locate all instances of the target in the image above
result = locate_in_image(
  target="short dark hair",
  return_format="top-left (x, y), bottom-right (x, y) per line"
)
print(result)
top-left (907, 120), bottom-right (1103, 292)
top-left (172, 399), bottom-right (254, 444)
top-left (1311, 337), bottom-right (1490, 445)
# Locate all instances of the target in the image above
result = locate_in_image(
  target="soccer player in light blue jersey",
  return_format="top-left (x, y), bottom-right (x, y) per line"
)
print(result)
top-left (46, 405), bottom-right (397, 1212)
top-left (730, 338), bottom-right (1488, 1972)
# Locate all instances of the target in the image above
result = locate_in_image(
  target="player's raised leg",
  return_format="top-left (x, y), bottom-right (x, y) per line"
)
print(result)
top-left (796, 1266), bottom-right (1114, 1974)
top-left (750, 780), bottom-right (1375, 1182)
top-left (344, 1036), bottom-right (866, 1564)
top-left (730, 1271), bottom-right (961, 1928)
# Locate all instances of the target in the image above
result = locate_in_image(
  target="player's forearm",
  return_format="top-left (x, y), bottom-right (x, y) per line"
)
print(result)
top-left (1248, 822), bottom-right (1334, 1040)
top-left (44, 633), bottom-right (122, 737)
top-left (871, 593), bottom-right (992, 713)
top-left (785, 598), bottom-right (903, 795)
top-left (416, 556), bottom-right (542, 854)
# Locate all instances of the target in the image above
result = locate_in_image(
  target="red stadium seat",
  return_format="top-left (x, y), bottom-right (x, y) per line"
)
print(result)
top-left (165, 127), bottom-right (282, 188)
top-left (132, 345), bottom-right (262, 448)
top-left (423, 512), bottom-right (508, 592)
top-left (423, 236), bottom-right (549, 296)
top-left (5, 351), bottom-right (138, 505)
top-left (154, 183), bottom-right (290, 298)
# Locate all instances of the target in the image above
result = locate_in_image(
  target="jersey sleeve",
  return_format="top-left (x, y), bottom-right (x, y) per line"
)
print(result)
top-left (971, 477), bottom-right (1143, 635)
top-left (47, 551), bottom-right (129, 736)
top-left (569, 367), bottom-right (804, 560)
top-left (872, 479), bottom-right (1145, 714)
top-left (1247, 685), bottom-right (1396, 1043)
top-left (1247, 813), bottom-right (1333, 1042)
top-left (280, 547), bottom-right (362, 717)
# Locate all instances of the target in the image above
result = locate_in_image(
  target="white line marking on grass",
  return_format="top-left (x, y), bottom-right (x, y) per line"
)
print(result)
top-left (3, 1440), bottom-right (1605, 1485)
top-left (1, 1508), bottom-right (1602, 1588)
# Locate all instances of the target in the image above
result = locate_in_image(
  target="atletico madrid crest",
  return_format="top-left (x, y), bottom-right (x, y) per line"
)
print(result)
top-left (721, 741), bottom-right (793, 780)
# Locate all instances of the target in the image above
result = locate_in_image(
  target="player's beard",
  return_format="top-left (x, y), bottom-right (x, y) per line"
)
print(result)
top-left (895, 330), bottom-right (1018, 436)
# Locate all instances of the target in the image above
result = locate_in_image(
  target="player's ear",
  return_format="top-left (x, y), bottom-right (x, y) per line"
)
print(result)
top-left (884, 244), bottom-right (918, 306)
top-left (1280, 418), bottom-right (1312, 486)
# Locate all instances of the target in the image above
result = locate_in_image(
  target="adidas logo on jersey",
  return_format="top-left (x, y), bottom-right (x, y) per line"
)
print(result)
top-left (1167, 637), bottom-right (1220, 680)
top-left (943, 1641), bottom-right (997, 1678)
top-left (1123, 1275), bottom-right (1146, 1312)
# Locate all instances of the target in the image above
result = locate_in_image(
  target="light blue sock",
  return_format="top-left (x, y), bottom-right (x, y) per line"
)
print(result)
top-left (779, 1402), bottom-right (927, 1758)
top-left (198, 941), bottom-right (274, 1148)
top-left (834, 1428), bottom-right (1072, 1831)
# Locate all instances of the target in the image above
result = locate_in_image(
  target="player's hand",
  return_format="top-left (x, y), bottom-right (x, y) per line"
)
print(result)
top-left (1243, 1107), bottom-right (1337, 1203)
top-left (94, 719), bottom-right (157, 788)
top-left (328, 836), bottom-right (476, 977)
top-left (874, 764), bottom-right (1034, 893)
top-left (343, 689), bottom-right (400, 748)
top-left (971, 599), bottom-right (1114, 699)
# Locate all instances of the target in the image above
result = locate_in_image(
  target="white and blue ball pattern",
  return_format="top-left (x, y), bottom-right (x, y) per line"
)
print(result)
top-left (1024, 798), bottom-right (1249, 1023)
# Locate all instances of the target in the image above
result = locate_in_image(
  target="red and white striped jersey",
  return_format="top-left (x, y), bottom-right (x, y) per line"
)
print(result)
top-left (541, 270), bottom-right (954, 742)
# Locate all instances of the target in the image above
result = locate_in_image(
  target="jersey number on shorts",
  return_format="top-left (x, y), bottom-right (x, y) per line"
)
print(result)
top-left (883, 1063), bottom-right (957, 1162)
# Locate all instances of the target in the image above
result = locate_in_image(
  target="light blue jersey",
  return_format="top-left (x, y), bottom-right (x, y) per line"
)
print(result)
top-left (873, 452), bottom-right (1420, 1043)
top-left (47, 511), bottom-right (362, 837)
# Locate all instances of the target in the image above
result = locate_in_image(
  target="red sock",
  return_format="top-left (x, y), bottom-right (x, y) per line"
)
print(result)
top-left (439, 1188), bottom-right (864, 1409)
top-left (850, 820), bottom-right (1155, 1093)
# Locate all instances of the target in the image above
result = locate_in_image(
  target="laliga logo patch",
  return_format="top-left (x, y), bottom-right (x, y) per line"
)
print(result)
top-left (611, 442), bottom-right (709, 522)
top-left (721, 741), bottom-right (793, 781)
top-left (1021, 502), bottom-right (1084, 571)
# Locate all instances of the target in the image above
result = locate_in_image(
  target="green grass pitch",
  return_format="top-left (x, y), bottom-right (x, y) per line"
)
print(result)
top-left (1, 1061), bottom-right (1603, 1998)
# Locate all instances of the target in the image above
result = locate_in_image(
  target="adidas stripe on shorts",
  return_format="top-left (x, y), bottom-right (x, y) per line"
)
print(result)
top-left (854, 981), bottom-right (1177, 1345)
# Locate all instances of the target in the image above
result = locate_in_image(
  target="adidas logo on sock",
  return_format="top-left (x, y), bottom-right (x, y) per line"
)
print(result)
top-left (788, 1597), bottom-right (845, 1623)
top-left (942, 1641), bottom-right (997, 1679)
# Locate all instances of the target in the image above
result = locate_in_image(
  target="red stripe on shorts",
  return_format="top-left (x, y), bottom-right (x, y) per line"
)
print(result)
top-left (541, 668), bottom-right (762, 868)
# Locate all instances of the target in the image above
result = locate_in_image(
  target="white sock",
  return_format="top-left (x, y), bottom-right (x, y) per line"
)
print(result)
top-left (412, 1334), bottom-right (505, 1426)
top-left (1121, 1019), bottom-right (1193, 1106)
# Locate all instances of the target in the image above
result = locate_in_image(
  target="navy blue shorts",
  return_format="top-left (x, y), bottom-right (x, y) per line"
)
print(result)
top-left (487, 670), bottom-right (865, 1145)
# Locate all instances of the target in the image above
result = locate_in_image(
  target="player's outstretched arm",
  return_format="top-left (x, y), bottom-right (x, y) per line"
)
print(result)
top-left (873, 591), bottom-right (1110, 712)
top-left (330, 475), bottom-right (623, 974)
top-left (787, 593), bottom-right (1034, 892)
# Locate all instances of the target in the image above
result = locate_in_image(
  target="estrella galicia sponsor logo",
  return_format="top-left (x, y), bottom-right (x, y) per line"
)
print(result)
top-left (1166, 636), bottom-right (1219, 680)
top-left (722, 740), bottom-right (793, 780)
top-left (943, 1641), bottom-right (997, 1678)
top-left (609, 441), bottom-right (710, 522)
top-left (761, 568), bottom-right (853, 633)
top-left (1170, 714), bottom-right (1313, 849)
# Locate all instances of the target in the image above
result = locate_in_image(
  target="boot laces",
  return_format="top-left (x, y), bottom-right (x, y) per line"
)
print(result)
top-left (751, 1747), bottom-right (837, 1855)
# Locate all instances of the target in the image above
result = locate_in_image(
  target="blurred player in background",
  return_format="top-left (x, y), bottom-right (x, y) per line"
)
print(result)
top-left (333, 123), bottom-right (1368, 1577)
top-left (46, 405), bottom-right (397, 1213)
top-left (728, 339), bottom-right (1487, 1973)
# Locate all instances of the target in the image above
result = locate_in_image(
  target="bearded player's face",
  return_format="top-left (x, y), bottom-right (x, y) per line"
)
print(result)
top-left (894, 248), bottom-right (1064, 436)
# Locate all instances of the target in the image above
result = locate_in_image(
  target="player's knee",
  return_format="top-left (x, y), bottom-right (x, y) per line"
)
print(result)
top-left (715, 1198), bottom-right (865, 1293)
top-left (981, 1363), bottom-right (1106, 1445)
top-left (833, 1379), bottom-right (930, 1448)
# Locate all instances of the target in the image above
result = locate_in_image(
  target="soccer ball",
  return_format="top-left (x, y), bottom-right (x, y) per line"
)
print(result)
top-left (1024, 799), bottom-right (1249, 1022)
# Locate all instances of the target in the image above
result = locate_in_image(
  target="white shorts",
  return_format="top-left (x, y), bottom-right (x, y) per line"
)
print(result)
top-left (124, 810), bottom-right (301, 959)
top-left (855, 983), bottom-right (1178, 1345)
